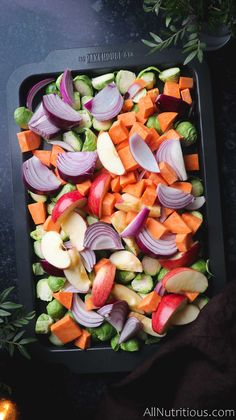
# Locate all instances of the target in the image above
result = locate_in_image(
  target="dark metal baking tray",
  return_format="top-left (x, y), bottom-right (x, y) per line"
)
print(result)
top-left (7, 43), bottom-right (226, 373)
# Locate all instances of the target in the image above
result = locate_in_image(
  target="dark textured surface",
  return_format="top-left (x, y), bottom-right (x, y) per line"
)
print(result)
top-left (0, 0), bottom-right (235, 419)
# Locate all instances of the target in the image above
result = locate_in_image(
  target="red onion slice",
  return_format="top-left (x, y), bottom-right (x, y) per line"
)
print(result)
top-left (97, 300), bottom-right (129, 332)
top-left (84, 82), bottom-right (123, 121)
top-left (43, 94), bottom-right (81, 129)
top-left (84, 222), bottom-right (124, 251)
top-left (63, 281), bottom-right (89, 293)
top-left (157, 184), bottom-right (194, 209)
top-left (156, 139), bottom-right (187, 181)
top-left (23, 156), bottom-right (61, 195)
top-left (26, 78), bottom-right (54, 110)
top-left (28, 103), bottom-right (61, 140)
top-left (80, 248), bottom-right (96, 273)
top-left (120, 207), bottom-right (150, 238)
top-left (186, 196), bottom-right (205, 210)
top-left (72, 294), bottom-right (104, 327)
top-left (57, 151), bottom-right (97, 184)
top-left (118, 316), bottom-right (143, 344)
top-left (129, 133), bottom-right (160, 173)
top-left (136, 229), bottom-right (177, 257)
top-left (154, 281), bottom-right (166, 297)
top-left (60, 69), bottom-right (74, 106)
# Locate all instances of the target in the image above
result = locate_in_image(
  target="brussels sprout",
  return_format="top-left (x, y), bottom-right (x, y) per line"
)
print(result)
top-left (47, 201), bottom-right (55, 215)
top-left (82, 128), bottom-right (97, 151)
top-left (159, 67), bottom-right (180, 83)
top-left (142, 256), bottom-right (161, 276)
top-left (49, 333), bottom-right (64, 346)
top-left (190, 178), bottom-right (204, 197)
top-left (190, 259), bottom-right (207, 274)
top-left (115, 70), bottom-right (136, 94)
top-left (132, 104), bottom-right (139, 113)
top-left (92, 73), bottom-right (115, 90)
top-left (14, 106), bottom-right (33, 129)
top-left (157, 267), bottom-right (169, 282)
top-left (48, 276), bottom-right (66, 292)
top-left (145, 336), bottom-right (161, 345)
top-left (55, 73), bottom-right (63, 90)
top-left (32, 262), bottom-right (45, 276)
top-left (92, 118), bottom-right (112, 131)
top-left (28, 191), bottom-right (47, 203)
top-left (120, 338), bottom-right (140, 352)
top-left (45, 82), bottom-right (59, 95)
top-left (175, 121), bottom-right (197, 147)
top-left (33, 240), bottom-right (44, 259)
top-left (74, 110), bottom-right (92, 132)
top-left (146, 114), bottom-right (162, 134)
top-left (63, 130), bottom-right (83, 152)
top-left (191, 211), bottom-right (203, 220)
top-left (137, 66), bottom-right (160, 79)
top-left (30, 224), bottom-right (45, 241)
top-left (60, 229), bottom-right (69, 241)
top-left (87, 322), bottom-right (116, 342)
top-left (132, 88), bottom-right (147, 103)
top-left (117, 270), bottom-right (136, 284)
top-left (140, 72), bottom-right (156, 89)
top-left (73, 92), bottom-right (81, 110)
top-left (111, 334), bottom-right (120, 351)
top-left (131, 274), bottom-right (153, 294)
top-left (87, 215), bottom-right (99, 225)
top-left (53, 183), bottom-right (76, 202)
top-left (46, 299), bottom-right (66, 320)
top-left (35, 313), bottom-right (54, 334)
top-left (36, 279), bottom-right (53, 302)
top-left (73, 75), bottom-right (93, 97)
top-left (81, 95), bottom-right (93, 109)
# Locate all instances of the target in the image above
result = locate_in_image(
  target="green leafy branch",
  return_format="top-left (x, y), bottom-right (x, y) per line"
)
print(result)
top-left (0, 286), bottom-right (36, 359)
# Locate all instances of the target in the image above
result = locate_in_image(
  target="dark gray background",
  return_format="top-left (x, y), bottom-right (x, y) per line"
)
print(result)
top-left (0, 1), bottom-right (235, 419)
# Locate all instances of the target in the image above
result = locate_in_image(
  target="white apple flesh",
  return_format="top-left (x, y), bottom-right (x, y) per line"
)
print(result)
top-left (41, 231), bottom-right (71, 269)
top-left (97, 132), bottom-right (126, 175)
top-left (162, 267), bottom-right (208, 294)
top-left (171, 303), bottom-right (200, 325)
top-left (109, 250), bottom-right (143, 272)
top-left (112, 284), bottom-right (143, 313)
top-left (61, 211), bottom-right (87, 252)
top-left (64, 248), bottom-right (91, 293)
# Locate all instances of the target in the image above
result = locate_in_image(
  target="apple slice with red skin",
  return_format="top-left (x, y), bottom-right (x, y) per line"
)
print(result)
top-left (162, 267), bottom-right (208, 294)
top-left (52, 191), bottom-right (87, 224)
top-left (87, 172), bottom-right (111, 218)
top-left (152, 293), bottom-right (187, 334)
top-left (92, 262), bottom-right (116, 307)
top-left (171, 303), bottom-right (200, 326)
top-left (158, 241), bottom-right (200, 269)
top-left (41, 231), bottom-right (71, 270)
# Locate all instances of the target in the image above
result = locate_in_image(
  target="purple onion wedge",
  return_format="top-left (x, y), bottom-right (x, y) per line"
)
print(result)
top-left (83, 222), bottom-right (124, 251)
top-left (118, 316), bottom-right (143, 344)
top-left (72, 294), bottom-right (104, 328)
top-left (120, 207), bottom-right (150, 238)
top-left (97, 301), bottom-right (129, 332)
top-left (23, 156), bottom-right (61, 195)
top-left (157, 184), bottom-right (194, 209)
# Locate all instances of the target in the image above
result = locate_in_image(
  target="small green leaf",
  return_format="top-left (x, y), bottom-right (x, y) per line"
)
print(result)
top-left (0, 302), bottom-right (23, 310)
top-left (165, 16), bottom-right (172, 27)
top-left (8, 343), bottom-right (15, 357)
top-left (170, 25), bottom-right (177, 32)
top-left (188, 32), bottom-right (198, 40)
top-left (197, 49), bottom-right (204, 62)
top-left (19, 338), bottom-right (37, 345)
top-left (149, 32), bottom-right (163, 43)
top-left (183, 45), bottom-right (198, 53)
top-left (13, 330), bottom-right (25, 342)
top-left (18, 345), bottom-right (31, 359)
top-left (183, 50), bottom-right (198, 65)
top-left (0, 309), bottom-right (11, 317)
top-left (183, 39), bottom-right (198, 48)
top-left (0, 287), bottom-right (14, 303)
top-left (142, 39), bottom-right (159, 48)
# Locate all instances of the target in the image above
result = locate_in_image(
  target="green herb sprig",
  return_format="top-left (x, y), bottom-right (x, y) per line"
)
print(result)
top-left (142, 0), bottom-right (236, 64)
top-left (0, 287), bottom-right (36, 359)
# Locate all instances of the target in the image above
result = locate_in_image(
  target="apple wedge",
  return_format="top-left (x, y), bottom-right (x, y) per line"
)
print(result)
top-left (152, 293), bottom-right (187, 334)
top-left (87, 172), bottom-right (111, 217)
top-left (171, 303), bottom-right (200, 326)
top-left (92, 261), bottom-right (116, 307)
top-left (64, 248), bottom-right (91, 293)
top-left (61, 211), bottom-right (87, 252)
top-left (112, 284), bottom-right (143, 313)
top-left (115, 193), bottom-right (160, 217)
top-left (52, 190), bottom-right (87, 224)
top-left (162, 267), bottom-right (208, 294)
top-left (41, 231), bottom-right (71, 269)
top-left (193, 295), bottom-right (209, 310)
top-left (97, 132), bottom-right (125, 175)
top-left (158, 241), bottom-right (200, 269)
top-left (129, 312), bottom-right (166, 337)
top-left (110, 251), bottom-right (143, 272)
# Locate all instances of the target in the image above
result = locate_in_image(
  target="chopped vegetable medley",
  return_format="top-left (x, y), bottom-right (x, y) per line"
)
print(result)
top-left (14, 66), bottom-right (210, 352)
